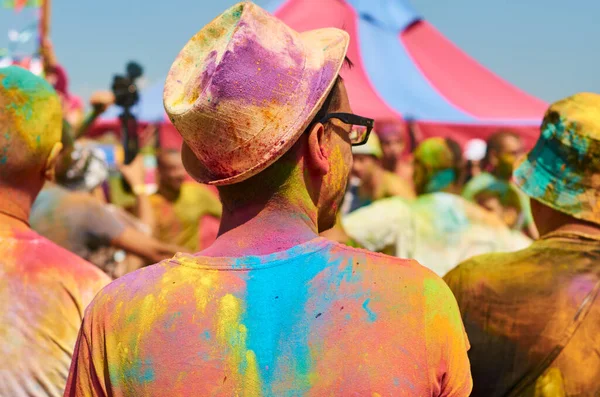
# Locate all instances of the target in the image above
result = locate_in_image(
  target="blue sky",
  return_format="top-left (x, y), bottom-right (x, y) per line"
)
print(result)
top-left (1, 0), bottom-right (599, 105)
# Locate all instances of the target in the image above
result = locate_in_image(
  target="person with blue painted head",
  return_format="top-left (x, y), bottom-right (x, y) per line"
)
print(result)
top-left (65, 3), bottom-right (472, 396)
top-left (445, 92), bottom-right (600, 396)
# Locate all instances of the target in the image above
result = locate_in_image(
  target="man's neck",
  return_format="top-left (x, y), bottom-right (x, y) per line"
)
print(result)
top-left (0, 186), bottom-right (34, 231)
top-left (201, 194), bottom-right (319, 257)
top-left (548, 222), bottom-right (600, 238)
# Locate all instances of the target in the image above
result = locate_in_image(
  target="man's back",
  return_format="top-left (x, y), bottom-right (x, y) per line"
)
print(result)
top-left (66, 238), bottom-right (471, 396)
top-left (444, 231), bottom-right (600, 396)
top-left (0, 227), bottom-right (110, 397)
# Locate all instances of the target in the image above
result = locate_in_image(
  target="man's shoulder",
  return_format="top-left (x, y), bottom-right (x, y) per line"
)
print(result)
top-left (444, 242), bottom-right (542, 298)
top-left (89, 260), bottom-right (173, 307)
top-left (329, 242), bottom-right (442, 284)
top-left (40, 185), bottom-right (100, 210)
top-left (2, 230), bottom-right (110, 287)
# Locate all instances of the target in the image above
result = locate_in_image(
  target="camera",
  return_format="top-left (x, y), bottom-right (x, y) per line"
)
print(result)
top-left (111, 62), bottom-right (144, 170)
top-left (111, 62), bottom-right (143, 109)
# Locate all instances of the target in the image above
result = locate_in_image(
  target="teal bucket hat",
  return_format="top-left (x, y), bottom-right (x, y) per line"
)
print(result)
top-left (514, 92), bottom-right (600, 225)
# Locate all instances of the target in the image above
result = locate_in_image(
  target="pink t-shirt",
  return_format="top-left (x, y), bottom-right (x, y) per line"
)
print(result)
top-left (0, 228), bottom-right (110, 397)
top-left (65, 238), bottom-right (472, 396)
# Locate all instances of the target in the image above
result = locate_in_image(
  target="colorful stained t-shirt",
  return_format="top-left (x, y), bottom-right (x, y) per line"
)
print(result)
top-left (343, 193), bottom-right (531, 276)
top-left (444, 231), bottom-right (600, 396)
top-left (30, 184), bottom-right (126, 271)
top-left (0, 227), bottom-right (110, 397)
top-left (65, 238), bottom-right (472, 396)
top-left (149, 182), bottom-right (222, 252)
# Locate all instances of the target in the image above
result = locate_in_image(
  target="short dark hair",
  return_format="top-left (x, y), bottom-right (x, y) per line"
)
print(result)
top-left (445, 137), bottom-right (465, 185)
top-left (483, 130), bottom-right (521, 167)
top-left (445, 137), bottom-right (463, 170)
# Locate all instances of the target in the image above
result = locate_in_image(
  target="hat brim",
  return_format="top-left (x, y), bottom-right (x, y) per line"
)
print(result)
top-left (182, 27), bottom-right (350, 186)
top-left (514, 155), bottom-right (600, 225)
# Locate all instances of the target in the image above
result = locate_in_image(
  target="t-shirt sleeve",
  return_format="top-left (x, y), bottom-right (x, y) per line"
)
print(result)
top-left (424, 276), bottom-right (472, 397)
top-left (64, 305), bottom-right (108, 397)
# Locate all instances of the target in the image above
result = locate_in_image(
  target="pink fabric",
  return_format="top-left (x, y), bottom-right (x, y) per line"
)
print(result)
top-left (401, 21), bottom-right (547, 121)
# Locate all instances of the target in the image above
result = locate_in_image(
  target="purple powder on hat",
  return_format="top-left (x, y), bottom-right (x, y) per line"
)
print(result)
top-left (300, 59), bottom-right (337, 119)
top-left (210, 31), bottom-right (304, 106)
top-left (199, 51), bottom-right (218, 93)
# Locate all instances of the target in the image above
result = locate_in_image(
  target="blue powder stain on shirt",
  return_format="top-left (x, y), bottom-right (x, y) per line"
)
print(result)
top-left (362, 298), bottom-right (378, 322)
top-left (122, 358), bottom-right (155, 384)
top-left (241, 242), bottom-right (333, 393)
top-left (164, 311), bottom-right (182, 330)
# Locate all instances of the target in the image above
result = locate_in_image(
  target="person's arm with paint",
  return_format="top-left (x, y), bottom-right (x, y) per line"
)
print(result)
top-left (74, 91), bottom-right (115, 140)
top-left (82, 195), bottom-right (183, 266)
top-left (118, 153), bottom-right (155, 232)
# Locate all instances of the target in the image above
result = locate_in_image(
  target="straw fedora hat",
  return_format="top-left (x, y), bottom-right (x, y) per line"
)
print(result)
top-left (514, 92), bottom-right (600, 225)
top-left (163, 2), bottom-right (349, 186)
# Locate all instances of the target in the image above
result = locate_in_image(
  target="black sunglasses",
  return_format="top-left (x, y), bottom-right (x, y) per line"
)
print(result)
top-left (319, 112), bottom-right (374, 146)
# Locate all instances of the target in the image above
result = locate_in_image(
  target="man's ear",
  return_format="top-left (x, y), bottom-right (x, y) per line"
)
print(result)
top-left (306, 122), bottom-right (330, 176)
top-left (44, 142), bottom-right (63, 182)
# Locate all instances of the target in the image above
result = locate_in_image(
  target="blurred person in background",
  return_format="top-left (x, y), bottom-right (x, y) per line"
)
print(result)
top-left (30, 141), bottom-right (184, 278)
top-left (413, 136), bottom-right (465, 195)
top-left (463, 138), bottom-right (487, 182)
top-left (344, 137), bottom-right (530, 275)
top-left (378, 119), bottom-right (416, 188)
top-left (473, 180), bottom-right (526, 231)
top-left (463, 130), bottom-right (538, 238)
top-left (150, 148), bottom-right (221, 252)
top-left (445, 93), bottom-right (600, 396)
top-left (0, 66), bottom-right (110, 396)
top-left (344, 131), bottom-right (415, 213)
top-left (40, 38), bottom-right (84, 129)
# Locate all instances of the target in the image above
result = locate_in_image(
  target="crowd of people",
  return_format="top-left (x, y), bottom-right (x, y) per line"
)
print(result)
top-left (1, 2), bottom-right (599, 396)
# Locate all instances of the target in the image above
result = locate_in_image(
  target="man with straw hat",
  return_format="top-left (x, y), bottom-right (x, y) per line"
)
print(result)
top-left (445, 93), bottom-right (600, 396)
top-left (66, 3), bottom-right (471, 395)
top-left (0, 66), bottom-right (110, 396)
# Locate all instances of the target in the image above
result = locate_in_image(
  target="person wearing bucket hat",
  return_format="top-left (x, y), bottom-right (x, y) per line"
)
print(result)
top-left (0, 66), bottom-right (111, 397)
top-left (345, 131), bottom-right (415, 213)
top-left (66, 3), bottom-right (472, 396)
top-left (445, 93), bottom-right (600, 396)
